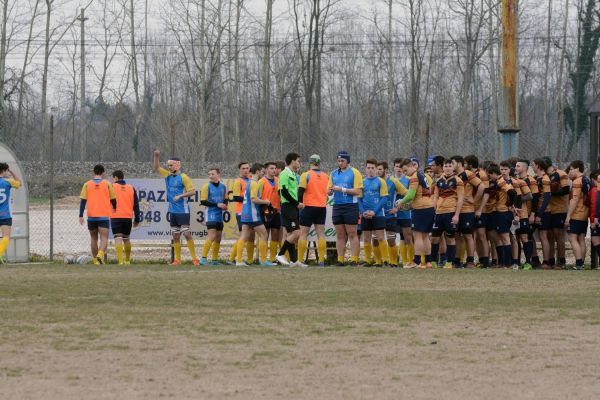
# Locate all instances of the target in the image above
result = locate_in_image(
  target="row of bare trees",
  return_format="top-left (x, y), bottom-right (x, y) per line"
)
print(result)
top-left (0, 0), bottom-right (599, 164)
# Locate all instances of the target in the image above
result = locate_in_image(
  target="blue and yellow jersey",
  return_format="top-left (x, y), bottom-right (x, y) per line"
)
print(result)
top-left (241, 179), bottom-right (262, 223)
top-left (0, 177), bottom-right (20, 220)
top-left (384, 176), bottom-right (408, 219)
top-left (158, 167), bottom-right (194, 214)
top-left (360, 177), bottom-right (389, 217)
top-left (200, 181), bottom-right (227, 223)
top-left (328, 167), bottom-right (363, 205)
top-left (80, 178), bottom-right (116, 221)
top-left (396, 175), bottom-right (411, 220)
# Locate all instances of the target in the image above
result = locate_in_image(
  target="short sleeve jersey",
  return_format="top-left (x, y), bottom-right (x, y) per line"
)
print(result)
top-left (279, 167), bottom-right (299, 205)
top-left (361, 176), bottom-right (389, 217)
top-left (200, 181), bottom-right (228, 223)
top-left (328, 167), bottom-right (363, 205)
top-left (434, 174), bottom-right (464, 214)
top-left (158, 167), bottom-right (194, 214)
top-left (241, 179), bottom-right (262, 223)
top-left (407, 172), bottom-right (433, 210)
top-left (0, 178), bottom-right (21, 219)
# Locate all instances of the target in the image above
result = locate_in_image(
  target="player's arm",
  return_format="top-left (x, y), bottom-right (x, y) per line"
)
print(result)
top-left (107, 183), bottom-right (117, 211)
top-left (520, 181), bottom-right (533, 202)
top-left (538, 177), bottom-right (551, 215)
top-left (79, 183), bottom-right (88, 225)
top-left (431, 184), bottom-right (439, 210)
top-left (7, 168), bottom-right (21, 189)
top-left (454, 181), bottom-right (464, 223)
top-left (373, 178), bottom-right (389, 215)
top-left (566, 180), bottom-right (581, 225)
top-left (177, 174), bottom-right (196, 200)
top-left (132, 188), bottom-right (142, 225)
top-left (551, 172), bottom-right (570, 196)
top-left (397, 176), bottom-right (417, 205)
top-left (231, 180), bottom-right (244, 203)
top-left (280, 173), bottom-right (300, 207)
top-left (153, 149), bottom-right (170, 178)
top-left (393, 178), bottom-right (408, 197)
top-left (298, 172), bottom-right (308, 203)
top-left (199, 183), bottom-right (216, 207)
top-left (471, 175), bottom-right (484, 205)
top-left (500, 180), bottom-right (518, 207)
top-left (476, 193), bottom-right (489, 218)
top-left (251, 181), bottom-right (270, 205)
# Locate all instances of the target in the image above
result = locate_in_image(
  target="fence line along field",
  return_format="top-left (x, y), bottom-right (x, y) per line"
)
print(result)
top-left (0, 265), bottom-right (599, 399)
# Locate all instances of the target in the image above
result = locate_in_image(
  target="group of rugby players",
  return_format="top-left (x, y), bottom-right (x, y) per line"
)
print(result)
top-left (74, 149), bottom-right (599, 270)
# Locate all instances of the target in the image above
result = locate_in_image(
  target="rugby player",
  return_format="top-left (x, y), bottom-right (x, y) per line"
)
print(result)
top-left (199, 168), bottom-right (228, 265)
top-left (515, 159), bottom-right (539, 270)
top-left (259, 162), bottom-right (281, 263)
top-left (377, 161), bottom-right (407, 267)
top-left (532, 158), bottom-right (553, 269)
top-left (565, 160), bottom-right (591, 270)
top-left (546, 158), bottom-right (570, 269)
top-left (393, 158), bottom-right (413, 267)
top-left (0, 163), bottom-right (21, 262)
top-left (110, 170), bottom-right (141, 265)
top-left (359, 159), bottom-right (389, 267)
top-left (228, 162), bottom-right (253, 264)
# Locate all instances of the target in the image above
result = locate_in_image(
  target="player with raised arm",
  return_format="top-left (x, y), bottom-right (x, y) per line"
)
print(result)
top-left (152, 149), bottom-right (198, 266)
top-left (359, 159), bottom-right (389, 267)
top-left (110, 170), bottom-right (141, 265)
top-left (0, 163), bottom-right (21, 263)
top-left (79, 164), bottom-right (117, 265)
top-left (199, 168), bottom-right (228, 265)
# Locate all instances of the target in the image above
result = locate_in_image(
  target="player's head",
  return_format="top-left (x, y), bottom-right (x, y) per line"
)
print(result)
top-left (111, 170), bottom-right (124, 182)
top-left (443, 159), bottom-right (455, 176)
top-left (543, 156), bottom-right (553, 169)
top-left (285, 152), bottom-right (301, 173)
top-left (393, 158), bottom-right (404, 176)
top-left (431, 156), bottom-right (444, 174)
top-left (464, 154), bottom-right (479, 170)
top-left (93, 164), bottom-right (105, 177)
top-left (167, 157), bottom-right (181, 174)
top-left (376, 161), bottom-right (388, 178)
top-left (250, 163), bottom-right (264, 178)
top-left (532, 158), bottom-right (549, 175)
top-left (568, 160), bottom-right (584, 179)
top-left (515, 159), bottom-right (529, 176)
top-left (264, 162), bottom-right (277, 178)
top-left (400, 157), bottom-right (416, 176)
top-left (0, 163), bottom-right (8, 174)
top-left (450, 155), bottom-right (464, 172)
top-left (590, 169), bottom-right (600, 183)
top-left (499, 160), bottom-right (511, 177)
top-left (208, 167), bottom-right (221, 182)
top-left (238, 161), bottom-right (250, 178)
top-left (365, 158), bottom-right (378, 178)
top-left (275, 160), bottom-right (285, 176)
top-left (337, 150), bottom-right (350, 169)
top-left (424, 166), bottom-right (433, 178)
top-left (309, 154), bottom-right (321, 168)
top-left (486, 163), bottom-right (501, 180)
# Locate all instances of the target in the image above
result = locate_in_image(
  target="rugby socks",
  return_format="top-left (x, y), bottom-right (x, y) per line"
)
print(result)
top-left (364, 242), bottom-right (373, 263)
top-left (337, 255), bottom-right (345, 264)
top-left (236, 239), bottom-right (246, 263)
top-left (350, 255), bottom-right (359, 263)
top-left (229, 242), bottom-right (238, 261)
top-left (202, 240), bottom-right (213, 258)
top-left (407, 244), bottom-right (415, 264)
top-left (413, 254), bottom-right (421, 266)
top-left (479, 256), bottom-right (490, 268)
top-left (124, 241), bottom-right (132, 262)
top-left (269, 241), bottom-right (279, 261)
top-left (211, 242), bottom-right (220, 261)
top-left (576, 259), bottom-right (584, 268)
top-left (380, 241), bottom-right (389, 264)
top-left (115, 243), bottom-right (124, 264)
top-left (549, 257), bottom-right (556, 266)
top-left (559, 257), bottom-right (566, 266)
top-left (373, 243), bottom-right (382, 264)
top-left (278, 241), bottom-right (297, 262)
top-left (496, 246), bottom-right (504, 266)
top-left (431, 243), bottom-right (440, 263)
top-left (0, 236), bottom-right (8, 256)
top-left (318, 239), bottom-right (327, 263)
top-left (246, 242), bottom-right (255, 263)
top-left (259, 240), bottom-right (268, 263)
top-left (523, 241), bottom-right (533, 264)
top-left (187, 239), bottom-right (197, 260)
top-left (173, 242), bottom-right (182, 262)
top-left (446, 245), bottom-right (456, 266)
top-left (399, 242), bottom-right (407, 264)
top-left (298, 240), bottom-right (308, 263)
top-left (596, 245), bottom-right (600, 258)
top-left (97, 250), bottom-right (105, 262)
top-left (388, 243), bottom-right (398, 265)
top-left (503, 245), bottom-right (512, 267)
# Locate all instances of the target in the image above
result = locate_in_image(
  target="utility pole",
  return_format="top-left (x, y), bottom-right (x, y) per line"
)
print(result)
top-left (77, 8), bottom-right (88, 161)
top-left (498, 0), bottom-right (519, 159)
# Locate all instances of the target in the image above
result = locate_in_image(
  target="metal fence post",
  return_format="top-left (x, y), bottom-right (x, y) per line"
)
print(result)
top-left (49, 115), bottom-right (54, 262)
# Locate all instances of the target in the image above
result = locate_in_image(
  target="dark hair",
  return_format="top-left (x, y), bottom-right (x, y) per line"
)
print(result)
top-left (518, 159), bottom-right (530, 166)
top-left (507, 157), bottom-right (519, 168)
top-left (264, 162), bottom-right (276, 169)
top-left (238, 161), bottom-right (249, 169)
top-left (591, 169), bottom-right (600, 181)
top-left (0, 162), bottom-right (8, 173)
top-left (400, 158), bottom-right (413, 167)
top-left (112, 170), bottom-right (124, 180)
top-left (443, 158), bottom-right (453, 166)
top-left (93, 164), bottom-right (105, 175)
top-left (432, 155), bottom-right (445, 167)
top-left (366, 158), bottom-right (378, 166)
top-left (533, 158), bottom-right (549, 171)
top-left (486, 163), bottom-right (500, 176)
top-left (250, 163), bottom-right (264, 174)
top-left (275, 160), bottom-right (285, 170)
top-left (481, 160), bottom-right (493, 170)
top-left (377, 161), bottom-right (389, 170)
top-left (499, 160), bottom-right (512, 169)
top-left (450, 155), bottom-right (464, 166)
top-left (285, 152), bottom-right (300, 165)
top-left (464, 155), bottom-right (479, 169)
top-left (208, 167), bottom-right (221, 174)
top-left (569, 160), bottom-right (585, 173)
top-left (393, 158), bottom-right (404, 166)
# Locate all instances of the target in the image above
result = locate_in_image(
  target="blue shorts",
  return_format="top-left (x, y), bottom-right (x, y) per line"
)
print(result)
top-left (537, 212), bottom-right (552, 231)
top-left (459, 212), bottom-right (475, 234)
top-left (242, 221), bottom-right (263, 228)
top-left (568, 219), bottom-right (588, 235)
top-left (0, 218), bottom-right (12, 226)
top-left (87, 219), bottom-right (110, 231)
top-left (206, 221), bottom-right (224, 231)
top-left (551, 213), bottom-right (567, 230)
top-left (263, 212), bottom-right (281, 230)
top-left (110, 218), bottom-right (132, 236)
top-left (515, 219), bottom-right (531, 235)
top-left (170, 213), bottom-right (190, 227)
top-left (411, 207), bottom-right (435, 233)
top-left (385, 218), bottom-right (397, 233)
top-left (361, 216), bottom-right (386, 231)
top-left (332, 203), bottom-right (359, 226)
top-left (300, 206), bottom-right (326, 227)
top-left (432, 212), bottom-right (457, 237)
top-left (494, 211), bottom-right (513, 234)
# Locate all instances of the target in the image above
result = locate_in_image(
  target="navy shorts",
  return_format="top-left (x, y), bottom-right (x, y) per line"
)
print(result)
top-left (459, 212), bottom-right (475, 234)
top-left (411, 207), bottom-right (435, 233)
top-left (396, 218), bottom-right (411, 233)
top-left (537, 212), bottom-right (552, 231)
top-left (432, 212), bottom-right (457, 237)
top-left (87, 219), bottom-right (110, 231)
top-left (591, 224), bottom-right (600, 237)
top-left (110, 218), bottom-right (132, 236)
top-left (0, 218), bottom-right (12, 226)
top-left (385, 218), bottom-right (397, 233)
top-left (281, 203), bottom-right (300, 231)
top-left (494, 211), bottom-right (513, 234)
top-left (242, 221), bottom-right (263, 228)
top-left (568, 219), bottom-right (588, 235)
top-left (300, 206), bottom-right (326, 227)
top-left (551, 213), bottom-right (567, 230)
top-left (475, 214), bottom-right (487, 230)
top-left (484, 213), bottom-right (496, 231)
top-left (332, 203), bottom-right (359, 226)
top-left (515, 219), bottom-right (531, 235)
top-left (170, 212), bottom-right (190, 227)
top-left (236, 214), bottom-right (243, 232)
top-left (361, 216), bottom-right (386, 231)
top-left (206, 221), bottom-right (224, 231)
top-left (263, 212), bottom-right (281, 230)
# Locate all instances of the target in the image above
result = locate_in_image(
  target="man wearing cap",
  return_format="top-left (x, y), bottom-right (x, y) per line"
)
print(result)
top-left (297, 154), bottom-right (329, 266)
top-left (153, 149), bottom-right (199, 266)
top-left (328, 151), bottom-right (363, 266)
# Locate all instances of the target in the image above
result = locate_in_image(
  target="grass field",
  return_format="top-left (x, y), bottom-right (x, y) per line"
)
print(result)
top-left (1, 265), bottom-right (599, 399)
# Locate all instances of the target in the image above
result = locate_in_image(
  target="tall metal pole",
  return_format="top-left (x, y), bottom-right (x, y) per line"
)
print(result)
top-left (77, 8), bottom-right (88, 161)
top-left (499, 0), bottom-right (519, 159)
top-left (49, 115), bottom-right (54, 261)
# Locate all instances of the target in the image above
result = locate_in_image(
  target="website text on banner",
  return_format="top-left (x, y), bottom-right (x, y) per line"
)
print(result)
top-left (129, 179), bottom-right (337, 241)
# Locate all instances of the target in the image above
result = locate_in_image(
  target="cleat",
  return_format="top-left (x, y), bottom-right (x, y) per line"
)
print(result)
top-left (226, 260), bottom-right (236, 265)
top-left (425, 262), bottom-right (433, 269)
top-left (317, 262), bottom-right (326, 267)
top-left (403, 263), bottom-right (416, 269)
top-left (465, 262), bottom-right (476, 269)
top-left (512, 264), bottom-right (520, 270)
top-left (335, 262), bottom-right (345, 267)
top-left (443, 262), bottom-right (453, 269)
top-left (276, 255), bottom-right (290, 266)
top-left (211, 260), bottom-right (220, 266)
top-left (199, 257), bottom-right (209, 266)
top-left (124, 261), bottom-right (131, 265)
top-left (430, 262), bottom-right (438, 269)
top-left (553, 264), bottom-right (563, 271)
top-left (192, 259), bottom-right (200, 266)
top-left (373, 264), bottom-right (382, 268)
top-left (170, 260), bottom-right (181, 266)
top-left (235, 261), bottom-right (248, 267)
top-left (292, 261), bottom-right (308, 268)
top-left (93, 259), bottom-right (100, 265)
top-left (521, 263), bottom-right (532, 271)
top-left (389, 264), bottom-right (398, 268)
top-left (118, 262), bottom-right (124, 265)
top-left (417, 264), bottom-right (427, 269)
top-left (96, 256), bottom-right (104, 265)
top-left (260, 261), bottom-right (275, 267)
